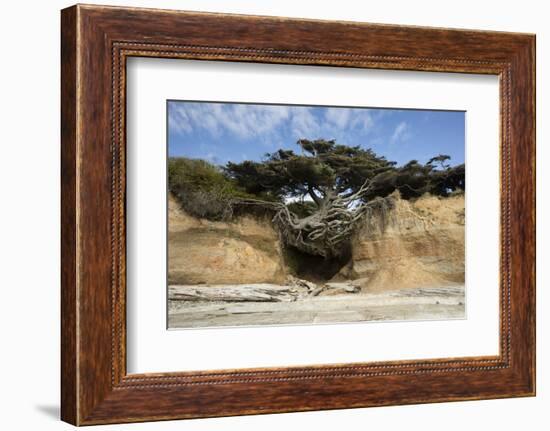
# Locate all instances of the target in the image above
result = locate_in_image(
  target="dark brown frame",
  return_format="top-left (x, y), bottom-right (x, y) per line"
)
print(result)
top-left (61, 4), bottom-right (536, 426)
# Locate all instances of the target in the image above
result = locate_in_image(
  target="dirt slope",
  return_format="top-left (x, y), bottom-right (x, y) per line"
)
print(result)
top-left (339, 192), bottom-right (465, 292)
top-left (168, 195), bottom-right (286, 285)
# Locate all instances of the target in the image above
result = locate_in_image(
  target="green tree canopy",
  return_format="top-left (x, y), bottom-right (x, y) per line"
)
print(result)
top-left (225, 139), bottom-right (397, 205)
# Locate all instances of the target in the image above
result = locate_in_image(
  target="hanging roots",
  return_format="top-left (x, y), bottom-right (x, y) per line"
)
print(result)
top-left (233, 180), bottom-right (395, 258)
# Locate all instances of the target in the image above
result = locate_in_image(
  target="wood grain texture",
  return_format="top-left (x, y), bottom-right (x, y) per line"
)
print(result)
top-left (60, 4), bottom-right (536, 425)
top-left (60, 5), bottom-right (78, 425)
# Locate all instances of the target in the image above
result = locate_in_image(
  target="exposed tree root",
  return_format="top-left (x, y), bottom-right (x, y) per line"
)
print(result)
top-left (233, 180), bottom-right (395, 258)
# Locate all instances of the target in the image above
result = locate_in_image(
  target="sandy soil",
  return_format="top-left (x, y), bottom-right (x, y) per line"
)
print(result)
top-left (168, 284), bottom-right (465, 329)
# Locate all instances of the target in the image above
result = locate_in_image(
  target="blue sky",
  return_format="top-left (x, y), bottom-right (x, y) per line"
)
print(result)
top-left (167, 101), bottom-right (464, 167)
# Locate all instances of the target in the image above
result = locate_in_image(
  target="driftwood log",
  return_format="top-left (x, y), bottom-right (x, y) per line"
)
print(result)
top-left (169, 284), bottom-right (300, 302)
top-left (169, 281), bottom-right (362, 303)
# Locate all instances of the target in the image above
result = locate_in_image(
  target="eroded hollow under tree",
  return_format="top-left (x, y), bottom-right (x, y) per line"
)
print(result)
top-left (282, 241), bottom-right (353, 282)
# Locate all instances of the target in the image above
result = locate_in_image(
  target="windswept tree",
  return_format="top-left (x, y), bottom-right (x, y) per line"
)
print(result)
top-left (225, 139), bottom-right (397, 257)
top-left (170, 140), bottom-right (464, 259)
top-left (365, 154), bottom-right (464, 200)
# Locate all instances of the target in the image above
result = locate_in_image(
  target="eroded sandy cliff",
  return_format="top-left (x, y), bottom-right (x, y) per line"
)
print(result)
top-left (168, 192), bottom-right (465, 292)
top-left (340, 192), bottom-right (465, 291)
top-left (168, 194), bottom-right (286, 285)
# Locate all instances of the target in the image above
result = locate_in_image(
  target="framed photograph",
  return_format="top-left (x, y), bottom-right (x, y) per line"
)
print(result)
top-left (61, 4), bottom-right (535, 425)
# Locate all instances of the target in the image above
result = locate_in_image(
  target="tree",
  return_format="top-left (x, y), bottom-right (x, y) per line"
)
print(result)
top-left (169, 141), bottom-right (465, 259)
top-left (365, 154), bottom-right (465, 200)
top-left (225, 139), bottom-right (397, 257)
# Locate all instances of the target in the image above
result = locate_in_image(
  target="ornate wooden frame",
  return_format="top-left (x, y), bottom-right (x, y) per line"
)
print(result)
top-left (61, 4), bottom-right (536, 425)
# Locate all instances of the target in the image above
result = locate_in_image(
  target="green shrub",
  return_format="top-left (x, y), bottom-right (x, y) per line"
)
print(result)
top-left (168, 157), bottom-right (254, 220)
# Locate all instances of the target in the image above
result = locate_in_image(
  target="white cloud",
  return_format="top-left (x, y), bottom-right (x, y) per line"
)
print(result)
top-left (222, 104), bottom-right (291, 138)
top-left (168, 105), bottom-right (193, 133)
top-left (289, 107), bottom-right (320, 138)
top-left (390, 121), bottom-right (411, 144)
top-left (169, 103), bottom-right (292, 140)
top-left (169, 102), bottom-right (377, 144)
top-left (324, 108), bottom-right (374, 133)
top-left (351, 112), bottom-right (374, 132)
top-left (324, 108), bottom-right (350, 128)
